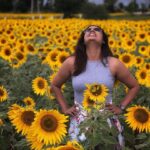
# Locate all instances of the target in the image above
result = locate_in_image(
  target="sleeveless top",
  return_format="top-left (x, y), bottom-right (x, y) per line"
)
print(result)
top-left (71, 58), bottom-right (115, 105)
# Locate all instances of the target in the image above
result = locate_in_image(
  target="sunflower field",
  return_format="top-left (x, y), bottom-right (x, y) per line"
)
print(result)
top-left (0, 17), bottom-right (150, 150)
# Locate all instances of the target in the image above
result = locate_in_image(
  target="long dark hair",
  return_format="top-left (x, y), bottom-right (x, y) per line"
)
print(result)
top-left (71, 25), bottom-right (114, 76)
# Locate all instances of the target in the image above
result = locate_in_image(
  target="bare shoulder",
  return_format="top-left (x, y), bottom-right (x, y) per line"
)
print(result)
top-left (107, 56), bottom-right (120, 77)
top-left (63, 55), bottom-right (75, 74)
top-left (107, 56), bottom-right (119, 65)
top-left (107, 56), bottom-right (125, 69)
top-left (51, 55), bottom-right (75, 87)
top-left (107, 56), bottom-right (139, 88)
top-left (66, 55), bottom-right (75, 65)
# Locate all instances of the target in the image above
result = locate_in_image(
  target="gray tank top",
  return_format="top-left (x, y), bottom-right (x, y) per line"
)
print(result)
top-left (71, 58), bottom-right (115, 105)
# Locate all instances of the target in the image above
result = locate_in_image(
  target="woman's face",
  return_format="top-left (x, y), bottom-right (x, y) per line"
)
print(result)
top-left (83, 25), bottom-right (103, 45)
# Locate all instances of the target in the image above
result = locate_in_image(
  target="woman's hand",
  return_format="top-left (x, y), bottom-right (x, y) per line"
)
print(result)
top-left (62, 104), bottom-right (79, 117)
top-left (105, 104), bottom-right (122, 115)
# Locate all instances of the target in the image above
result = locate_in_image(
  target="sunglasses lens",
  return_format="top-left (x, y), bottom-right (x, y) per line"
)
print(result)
top-left (84, 27), bottom-right (102, 33)
top-left (85, 28), bottom-right (91, 32)
top-left (95, 28), bottom-right (102, 32)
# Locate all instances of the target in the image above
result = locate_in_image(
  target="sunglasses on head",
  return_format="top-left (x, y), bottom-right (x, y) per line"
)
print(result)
top-left (84, 27), bottom-right (102, 33)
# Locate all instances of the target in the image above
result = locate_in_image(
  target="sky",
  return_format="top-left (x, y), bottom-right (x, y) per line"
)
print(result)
top-left (89, 0), bottom-right (150, 7)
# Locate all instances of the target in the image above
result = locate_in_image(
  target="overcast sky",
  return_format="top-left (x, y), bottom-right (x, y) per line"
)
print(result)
top-left (89, 0), bottom-right (150, 6)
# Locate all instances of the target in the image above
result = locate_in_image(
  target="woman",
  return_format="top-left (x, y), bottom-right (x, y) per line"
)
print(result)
top-left (51, 25), bottom-right (140, 150)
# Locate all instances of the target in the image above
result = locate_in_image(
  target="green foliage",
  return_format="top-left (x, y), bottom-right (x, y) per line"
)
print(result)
top-left (0, 54), bottom-right (59, 149)
top-left (104, 0), bottom-right (118, 12)
top-left (112, 74), bottom-right (150, 150)
top-left (78, 108), bottom-right (118, 150)
top-left (125, 1), bottom-right (139, 14)
top-left (81, 2), bottom-right (109, 19)
top-left (0, 0), bottom-right (13, 12)
top-left (54, 0), bottom-right (87, 18)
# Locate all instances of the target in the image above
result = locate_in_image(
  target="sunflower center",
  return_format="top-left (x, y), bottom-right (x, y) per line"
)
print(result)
top-left (27, 45), bottom-right (34, 52)
top-left (60, 56), bottom-right (66, 63)
top-left (137, 58), bottom-right (141, 64)
top-left (1, 39), bottom-right (6, 44)
top-left (16, 52), bottom-right (24, 60)
top-left (37, 80), bottom-right (45, 89)
top-left (134, 108), bottom-right (149, 123)
top-left (123, 55), bottom-right (130, 63)
top-left (40, 115), bottom-right (58, 132)
top-left (109, 40), bottom-right (113, 45)
top-left (146, 64), bottom-right (150, 69)
top-left (140, 72), bottom-right (146, 79)
top-left (87, 98), bottom-right (95, 105)
top-left (5, 49), bottom-right (11, 56)
top-left (0, 89), bottom-right (4, 96)
top-left (127, 41), bottom-right (132, 46)
top-left (20, 46), bottom-right (24, 52)
top-left (21, 111), bottom-right (35, 126)
top-left (51, 53), bottom-right (57, 61)
top-left (26, 100), bottom-right (31, 105)
top-left (90, 85), bottom-right (102, 96)
top-left (141, 47), bottom-right (145, 51)
top-left (140, 34), bottom-right (145, 39)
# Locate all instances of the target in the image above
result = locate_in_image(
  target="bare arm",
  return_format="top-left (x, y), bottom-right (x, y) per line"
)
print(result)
top-left (115, 59), bottom-right (140, 107)
top-left (51, 57), bottom-right (77, 116)
top-left (107, 58), bottom-right (140, 114)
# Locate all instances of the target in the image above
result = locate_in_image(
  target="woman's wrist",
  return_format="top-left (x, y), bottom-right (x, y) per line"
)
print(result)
top-left (117, 104), bottom-right (126, 114)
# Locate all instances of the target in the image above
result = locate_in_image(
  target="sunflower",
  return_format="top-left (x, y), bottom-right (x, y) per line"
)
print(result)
top-left (54, 35), bottom-right (65, 47)
top-left (8, 33), bottom-right (16, 42)
top-left (134, 56), bottom-right (144, 68)
top-left (62, 39), bottom-right (70, 48)
top-left (23, 97), bottom-right (35, 108)
top-left (0, 119), bottom-right (4, 126)
top-left (83, 83), bottom-right (109, 103)
top-left (0, 45), bottom-right (13, 62)
top-left (46, 50), bottom-right (60, 66)
top-left (136, 31), bottom-right (146, 42)
top-left (138, 45), bottom-right (147, 56)
top-left (45, 85), bottom-right (56, 100)
top-left (17, 44), bottom-right (27, 54)
top-left (49, 73), bottom-right (57, 83)
top-left (31, 109), bottom-right (68, 146)
top-left (0, 86), bottom-right (8, 102)
top-left (123, 39), bottom-right (136, 51)
top-left (7, 104), bottom-right (22, 120)
top-left (108, 37), bottom-right (116, 48)
top-left (119, 53), bottom-right (135, 68)
top-left (26, 132), bottom-right (44, 150)
top-left (144, 63), bottom-right (150, 71)
top-left (56, 140), bottom-right (84, 150)
top-left (114, 79), bottom-right (120, 87)
top-left (32, 77), bottom-right (48, 96)
top-left (26, 44), bottom-right (37, 55)
top-left (14, 50), bottom-right (27, 65)
top-left (45, 147), bottom-right (57, 150)
top-left (124, 105), bottom-right (150, 133)
top-left (135, 68), bottom-right (149, 86)
top-left (70, 32), bottom-right (80, 43)
top-left (56, 51), bottom-right (70, 67)
top-left (124, 86), bottom-right (129, 93)
top-left (82, 94), bottom-right (97, 111)
top-left (0, 37), bottom-right (7, 45)
top-left (10, 107), bottom-right (36, 135)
